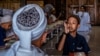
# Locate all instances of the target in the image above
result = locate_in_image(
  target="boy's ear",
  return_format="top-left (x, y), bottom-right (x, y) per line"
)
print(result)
top-left (41, 32), bottom-right (47, 43)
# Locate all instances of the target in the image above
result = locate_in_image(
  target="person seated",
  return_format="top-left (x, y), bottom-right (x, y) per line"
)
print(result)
top-left (49, 10), bottom-right (57, 23)
top-left (0, 15), bottom-right (12, 49)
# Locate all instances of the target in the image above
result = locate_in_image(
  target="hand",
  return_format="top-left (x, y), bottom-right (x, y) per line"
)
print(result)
top-left (64, 21), bottom-right (69, 34)
top-left (4, 38), bottom-right (10, 41)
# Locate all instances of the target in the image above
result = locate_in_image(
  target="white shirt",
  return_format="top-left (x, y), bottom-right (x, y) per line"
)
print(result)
top-left (49, 14), bottom-right (57, 22)
top-left (74, 11), bottom-right (91, 32)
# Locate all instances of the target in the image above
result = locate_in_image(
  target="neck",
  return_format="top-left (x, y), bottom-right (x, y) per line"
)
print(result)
top-left (32, 38), bottom-right (42, 48)
top-left (19, 36), bottom-right (31, 50)
top-left (70, 31), bottom-right (77, 38)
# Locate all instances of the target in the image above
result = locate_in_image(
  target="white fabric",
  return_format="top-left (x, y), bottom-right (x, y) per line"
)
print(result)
top-left (0, 15), bottom-right (12, 24)
top-left (5, 41), bottom-right (47, 56)
top-left (3, 9), bottom-right (13, 16)
top-left (49, 14), bottom-right (57, 22)
top-left (13, 4), bottom-right (47, 40)
top-left (5, 4), bottom-right (47, 56)
top-left (73, 9), bottom-right (77, 15)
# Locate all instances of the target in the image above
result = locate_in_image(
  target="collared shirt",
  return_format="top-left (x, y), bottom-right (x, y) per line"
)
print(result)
top-left (0, 26), bottom-right (6, 46)
top-left (62, 33), bottom-right (90, 55)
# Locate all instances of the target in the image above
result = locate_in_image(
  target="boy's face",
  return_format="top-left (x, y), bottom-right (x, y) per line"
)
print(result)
top-left (67, 17), bottom-right (79, 32)
top-left (1, 22), bottom-right (11, 30)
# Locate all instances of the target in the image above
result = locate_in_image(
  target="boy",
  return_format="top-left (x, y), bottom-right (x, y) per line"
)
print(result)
top-left (57, 15), bottom-right (90, 56)
top-left (0, 15), bottom-right (12, 49)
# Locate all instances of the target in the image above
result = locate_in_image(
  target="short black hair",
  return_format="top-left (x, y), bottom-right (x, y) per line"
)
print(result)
top-left (67, 15), bottom-right (80, 24)
top-left (81, 5), bottom-right (87, 11)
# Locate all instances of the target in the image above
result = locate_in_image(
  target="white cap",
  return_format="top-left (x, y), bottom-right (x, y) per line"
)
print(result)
top-left (13, 4), bottom-right (47, 40)
top-left (0, 15), bottom-right (12, 24)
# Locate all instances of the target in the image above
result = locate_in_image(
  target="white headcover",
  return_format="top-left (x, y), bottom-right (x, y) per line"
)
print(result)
top-left (0, 15), bottom-right (12, 24)
top-left (13, 4), bottom-right (47, 40)
top-left (5, 4), bottom-right (47, 56)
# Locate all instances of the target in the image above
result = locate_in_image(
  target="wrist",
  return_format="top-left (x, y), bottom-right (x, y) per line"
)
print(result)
top-left (63, 32), bottom-right (68, 35)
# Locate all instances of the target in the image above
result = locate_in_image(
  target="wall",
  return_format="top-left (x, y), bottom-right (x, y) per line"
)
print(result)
top-left (27, 0), bottom-right (44, 8)
top-left (0, 0), bottom-right (20, 11)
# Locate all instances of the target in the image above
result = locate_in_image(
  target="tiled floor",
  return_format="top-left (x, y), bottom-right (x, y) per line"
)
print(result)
top-left (88, 26), bottom-right (100, 56)
top-left (0, 26), bottom-right (100, 56)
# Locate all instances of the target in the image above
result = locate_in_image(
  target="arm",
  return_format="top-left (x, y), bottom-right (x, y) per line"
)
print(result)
top-left (58, 22), bottom-right (69, 51)
top-left (57, 33), bottom-right (66, 51)
top-left (4, 35), bottom-right (18, 41)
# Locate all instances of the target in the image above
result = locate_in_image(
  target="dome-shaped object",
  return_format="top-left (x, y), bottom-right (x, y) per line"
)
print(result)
top-left (13, 4), bottom-right (47, 40)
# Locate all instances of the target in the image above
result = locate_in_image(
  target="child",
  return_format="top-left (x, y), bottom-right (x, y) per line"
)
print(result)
top-left (57, 15), bottom-right (90, 56)
top-left (0, 15), bottom-right (12, 49)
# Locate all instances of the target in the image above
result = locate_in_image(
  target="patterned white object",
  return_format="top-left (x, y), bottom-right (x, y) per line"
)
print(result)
top-left (5, 4), bottom-right (47, 56)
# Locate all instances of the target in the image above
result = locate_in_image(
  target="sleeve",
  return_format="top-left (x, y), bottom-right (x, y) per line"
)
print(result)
top-left (82, 37), bottom-right (90, 54)
top-left (85, 13), bottom-right (90, 24)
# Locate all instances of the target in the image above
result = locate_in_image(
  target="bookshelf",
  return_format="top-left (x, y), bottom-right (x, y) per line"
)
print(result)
top-left (0, 0), bottom-right (20, 11)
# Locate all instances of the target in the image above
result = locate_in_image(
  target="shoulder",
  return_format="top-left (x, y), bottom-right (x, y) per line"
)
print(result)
top-left (77, 33), bottom-right (86, 40)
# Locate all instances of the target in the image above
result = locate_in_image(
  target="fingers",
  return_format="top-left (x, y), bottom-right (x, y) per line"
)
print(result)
top-left (64, 21), bottom-right (68, 29)
top-left (64, 21), bottom-right (69, 34)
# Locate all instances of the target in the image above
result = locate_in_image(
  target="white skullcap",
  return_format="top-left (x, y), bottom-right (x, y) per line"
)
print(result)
top-left (13, 4), bottom-right (47, 40)
top-left (0, 15), bottom-right (12, 24)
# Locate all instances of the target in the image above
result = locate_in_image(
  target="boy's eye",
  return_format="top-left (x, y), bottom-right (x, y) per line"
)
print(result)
top-left (67, 22), bottom-right (77, 24)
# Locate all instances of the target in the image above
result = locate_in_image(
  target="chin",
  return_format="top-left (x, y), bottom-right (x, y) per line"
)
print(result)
top-left (69, 30), bottom-right (76, 33)
top-left (5, 28), bottom-right (9, 30)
